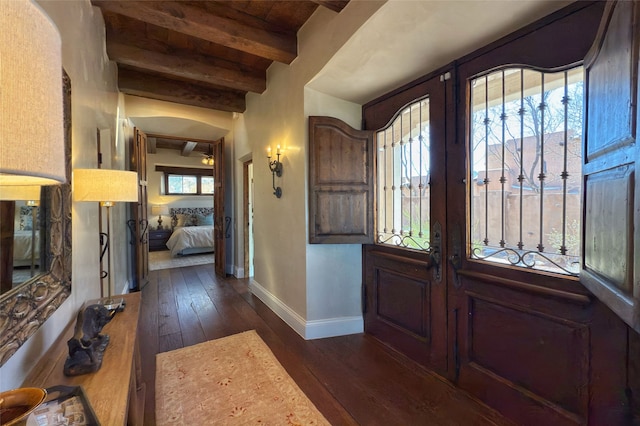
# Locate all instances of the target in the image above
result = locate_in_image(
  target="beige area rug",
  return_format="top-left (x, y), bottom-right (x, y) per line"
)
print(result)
top-left (156, 330), bottom-right (330, 425)
top-left (149, 250), bottom-right (214, 271)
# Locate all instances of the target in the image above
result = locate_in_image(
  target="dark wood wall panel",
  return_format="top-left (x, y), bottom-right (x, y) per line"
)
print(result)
top-left (455, 273), bottom-right (629, 425)
top-left (376, 268), bottom-right (430, 338)
top-left (584, 0), bottom-right (635, 161)
top-left (584, 165), bottom-right (634, 292)
top-left (308, 116), bottom-right (374, 244)
top-left (467, 293), bottom-right (589, 417)
top-left (314, 191), bottom-right (368, 237)
top-left (313, 126), bottom-right (369, 185)
top-left (364, 245), bottom-right (438, 369)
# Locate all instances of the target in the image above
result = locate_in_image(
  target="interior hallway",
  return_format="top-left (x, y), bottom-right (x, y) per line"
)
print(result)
top-left (140, 264), bottom-right (513, 425)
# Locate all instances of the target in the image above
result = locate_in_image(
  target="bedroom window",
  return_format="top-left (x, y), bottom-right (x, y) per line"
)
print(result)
top-left (201, 177), bottom-right (214, 194)
top-left (167, 174), bottom-right (198, 194)
top-left (469, 66), bottom-right (583, 276)
top-left (156, 166), bottom-right (214, 196)
top-left (162, 173), bottom-right (214, 195)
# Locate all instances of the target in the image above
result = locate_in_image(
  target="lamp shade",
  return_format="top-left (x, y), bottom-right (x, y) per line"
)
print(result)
top-left (151, 205), bottom-right (169, 216)
top-left (0, 0), bottom-right (65, 186)
top-left (73, 169), bottom-right (139, 203)
top-left (0, 185), bottom-right (41, 201)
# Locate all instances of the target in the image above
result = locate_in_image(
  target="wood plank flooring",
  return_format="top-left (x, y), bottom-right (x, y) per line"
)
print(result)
top-left (140, 263), bottom-right (513, 425)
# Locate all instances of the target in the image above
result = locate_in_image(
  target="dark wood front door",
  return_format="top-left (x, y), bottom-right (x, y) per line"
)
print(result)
top-left (447, 3), bottom-right (628, 425)
top-left (357, 3), bottom-right (635, 425)
top-left (363, 71), bottom-right (451, 375)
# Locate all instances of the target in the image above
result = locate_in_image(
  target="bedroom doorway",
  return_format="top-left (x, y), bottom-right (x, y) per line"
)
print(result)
top-left (243, 160), bottom-right (254, 277)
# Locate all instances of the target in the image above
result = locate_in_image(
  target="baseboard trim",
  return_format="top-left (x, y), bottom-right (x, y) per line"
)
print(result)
top-left (249, 280), bottom-right (363, 340)
top-left (234, 266), bottom-right (245, 279)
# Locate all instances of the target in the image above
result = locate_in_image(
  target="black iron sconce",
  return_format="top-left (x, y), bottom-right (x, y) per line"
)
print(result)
top-left (267, 145), bottom-right (283, 198)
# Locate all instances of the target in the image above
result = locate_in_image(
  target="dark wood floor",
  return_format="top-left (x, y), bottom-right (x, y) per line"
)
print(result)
top-left (140, 263), bottom-right (513, 425)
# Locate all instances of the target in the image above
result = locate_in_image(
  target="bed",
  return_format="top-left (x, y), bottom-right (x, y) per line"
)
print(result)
top-left (14, 206), bottom-right (40, 267)
top-left (13, 229), bottom-right (40, 267)
top-left (166, 207), bottom-right (215, 257)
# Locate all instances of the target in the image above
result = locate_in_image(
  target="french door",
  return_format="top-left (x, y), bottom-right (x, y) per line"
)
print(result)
top-left (130, 127), bottom-right (149, 290)
top-left (446, 4), bottom-right (628, 425)
top-left (362, 71), bottom-right (452, 374)
top-left (213, 138), bottom-right (226, 276)
top-left (358, 3), bottom-right (631, 425)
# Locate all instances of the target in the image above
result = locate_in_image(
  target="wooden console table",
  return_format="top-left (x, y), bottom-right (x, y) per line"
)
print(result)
top-left (23, 292), bottom-right (144, 425)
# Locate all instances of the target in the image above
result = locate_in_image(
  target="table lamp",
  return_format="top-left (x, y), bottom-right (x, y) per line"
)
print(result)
top-left (151, 204), bottom-right (169, 230)
top-left (0, 0), bottom-right (65, 187)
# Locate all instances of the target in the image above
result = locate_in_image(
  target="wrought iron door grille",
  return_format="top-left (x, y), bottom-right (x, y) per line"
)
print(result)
top-left (376, 97), bottom-right (431, 252)
top-left (469, 66), bottom-right (583, 276)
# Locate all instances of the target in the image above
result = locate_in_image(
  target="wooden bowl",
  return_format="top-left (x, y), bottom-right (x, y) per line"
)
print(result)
top-left (0, 387), bottom-right (47, 426)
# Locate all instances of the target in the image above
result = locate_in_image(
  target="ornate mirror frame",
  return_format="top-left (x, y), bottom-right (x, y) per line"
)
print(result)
top-left (0, 71), bottom-right (72, 366)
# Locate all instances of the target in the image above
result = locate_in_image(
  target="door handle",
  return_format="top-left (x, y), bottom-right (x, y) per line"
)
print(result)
top-left (430, 222), bottom-right (442, 282)
top-left (225, 216), bottom-right (232, 238)
top-left (139, 219), bottom-right (149, 244)
top-left (449, 224), bottom-right (462, 288)
top-left (449, 254), bottom-right (461, 271)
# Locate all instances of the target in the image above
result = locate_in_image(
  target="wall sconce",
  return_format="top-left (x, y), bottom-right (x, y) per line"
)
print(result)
top-left (73, 168), bottom-right (139, 310)
top-left (267, 145), bottom-right (283, 198)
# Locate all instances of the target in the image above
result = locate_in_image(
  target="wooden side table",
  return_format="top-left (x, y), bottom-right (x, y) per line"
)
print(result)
top-left (23, 293), bottom-right (145, 425)
top-left (149, 228), bottom-right (172, 251)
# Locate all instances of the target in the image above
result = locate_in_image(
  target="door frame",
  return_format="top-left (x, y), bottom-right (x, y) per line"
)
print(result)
top-left (243, 160), bottom-right (254, 278)
top-left (213, 138), bottom-right (226, 276)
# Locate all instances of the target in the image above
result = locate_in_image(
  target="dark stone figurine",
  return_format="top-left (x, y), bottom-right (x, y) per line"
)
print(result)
top-left (63, 304), bottom-right (115, 376)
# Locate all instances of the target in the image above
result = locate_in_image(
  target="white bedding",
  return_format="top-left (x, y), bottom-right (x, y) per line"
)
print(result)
top-left (166, 226), bottom-right (214, 257)
top-left (13, 230), bottom-right (39, 265)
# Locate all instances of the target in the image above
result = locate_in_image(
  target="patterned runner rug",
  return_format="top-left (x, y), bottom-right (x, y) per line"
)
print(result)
top-left (156, 330), bottom-right (330, 425)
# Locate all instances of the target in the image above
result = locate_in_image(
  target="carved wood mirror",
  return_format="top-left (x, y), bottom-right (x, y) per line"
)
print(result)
top-left (0, 71), bottom-right (72, 366)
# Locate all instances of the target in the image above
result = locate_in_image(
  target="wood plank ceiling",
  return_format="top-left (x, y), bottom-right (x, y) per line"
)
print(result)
top-left (92, 0), bottom-right (349, 114)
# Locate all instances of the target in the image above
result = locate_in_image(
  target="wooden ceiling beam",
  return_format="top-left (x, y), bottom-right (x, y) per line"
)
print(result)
top-left (146, 134), bottom-right (216, 144)
top-left (181, 141), bottom-right (198, 156)
top-left (148, 137), bottom-right (157, 154)
top-left (311, 0), bottom-right (349, 13)
top-left (107, 42), bottom-right (266, 93)
top-left (118, 68), bottom-right (246, 112)
top-left (93, 1), bottom-right (297, 64)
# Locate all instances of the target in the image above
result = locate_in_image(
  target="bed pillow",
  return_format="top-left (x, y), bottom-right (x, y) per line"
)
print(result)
top-left (19, 206), bottom-right (37, 230)
top-left (21, 213), bottom-right (33, 231)
top-left (174, 213), bottom-right (194, 228)
top-left (195, 213), bottom-right (213, 226)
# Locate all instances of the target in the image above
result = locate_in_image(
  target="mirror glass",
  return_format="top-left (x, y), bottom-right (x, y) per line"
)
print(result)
top-left (0, 196), bottom-right (45, 291)
top-left (12, 203), bottom-right (43, 285)
top-left (0, 71), bottom-right (72, 366)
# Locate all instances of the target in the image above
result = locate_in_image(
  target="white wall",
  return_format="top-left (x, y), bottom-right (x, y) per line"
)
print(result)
top-left (234, 1), bottom-right (385, 338)
top-left (303, 88), bottom-right (363, 332)
top-left (1, 0), bottom-right (122, 389)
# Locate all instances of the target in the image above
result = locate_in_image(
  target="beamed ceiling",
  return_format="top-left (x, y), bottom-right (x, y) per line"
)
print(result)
top-left (92, 0), bottom-right (350, 113)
